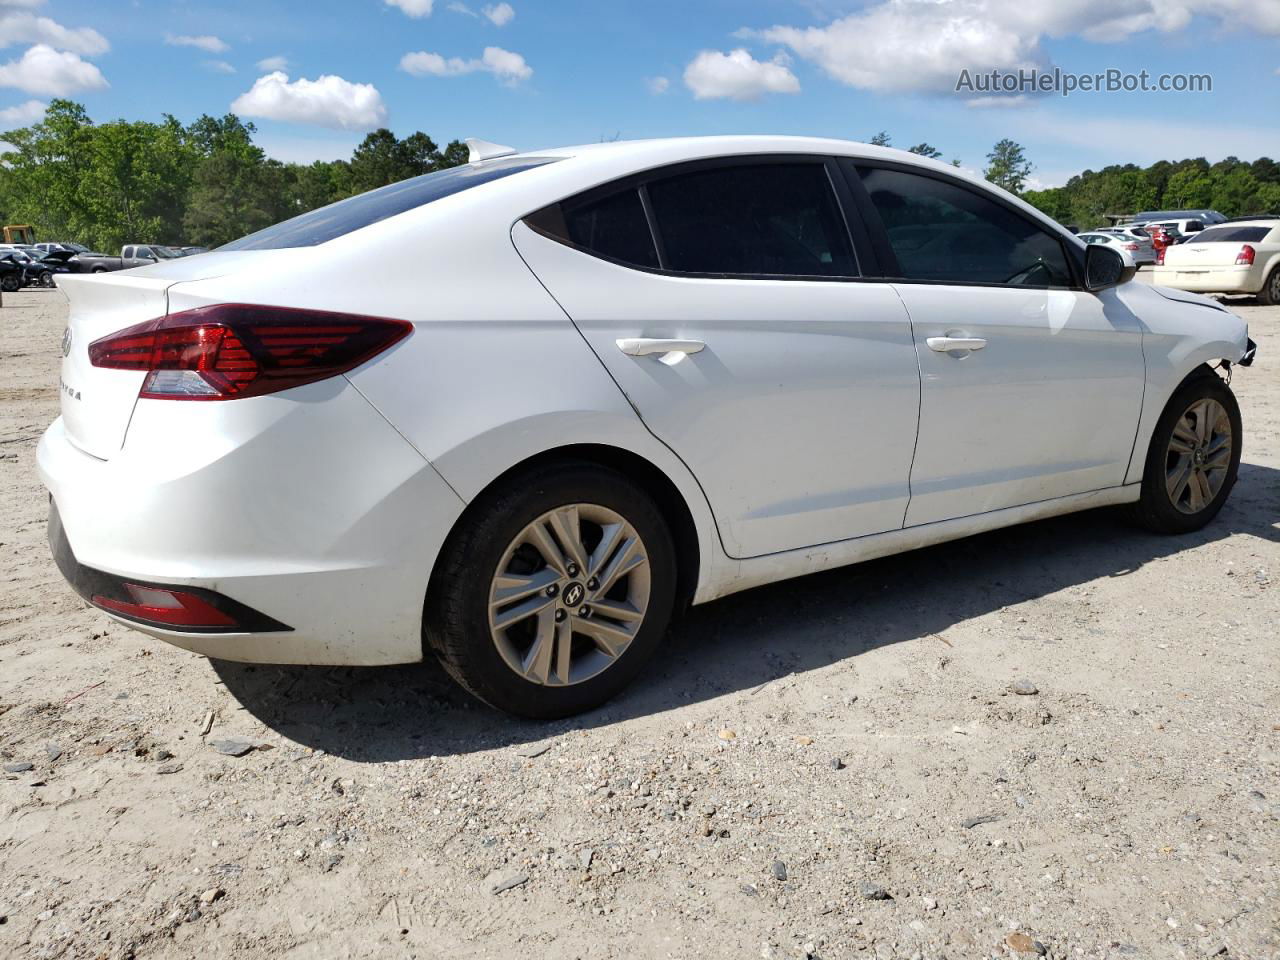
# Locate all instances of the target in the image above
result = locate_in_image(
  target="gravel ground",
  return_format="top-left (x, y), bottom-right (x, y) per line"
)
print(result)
top-left (1, 282), bottom-right (1277, 960)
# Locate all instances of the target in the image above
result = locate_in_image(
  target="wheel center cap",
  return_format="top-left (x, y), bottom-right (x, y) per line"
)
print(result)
top-left (562, 582), bottom-right (585, 607)
top-left (1193, 449), bottom-right (1205, 466)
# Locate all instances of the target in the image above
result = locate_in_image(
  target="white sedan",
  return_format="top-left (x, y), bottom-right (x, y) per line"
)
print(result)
top-left (1153, 219), bottom-right (1280, 304)
top-left (1078, 230), bottom-right (1156, 266)
top-left (39, 136), bottom-right (1256, 718)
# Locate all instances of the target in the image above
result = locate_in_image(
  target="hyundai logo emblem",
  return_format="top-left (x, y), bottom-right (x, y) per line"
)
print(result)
top-left (61, 327), bottom-right (72, 357)
top-left (562, 582), bottom-right (585, 607)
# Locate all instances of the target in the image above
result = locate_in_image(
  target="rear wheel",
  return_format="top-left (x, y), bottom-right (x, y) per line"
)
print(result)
top-left (1258, 266), bottom-right (1280, 307)
top-left (425, 461), bottom-right (677, 719)
top-left (0, 274), bottom-right (18, 292)
top-left (1130, 372), bottom-right (1241, 534)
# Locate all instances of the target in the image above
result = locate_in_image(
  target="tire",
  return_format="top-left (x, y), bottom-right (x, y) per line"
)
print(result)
top-left (92, 267), bottom-right (106, 274)
top-left (425, 460), bottom-right (677, 719)
top-left (39, 271), bottom-right (53, 287)
top-left (1258, 266), bottom-right (1280, 307)
top-left (1129, 371), bottom-right (1242, 534)
top-left (0, 275), bottom-right (17, 292)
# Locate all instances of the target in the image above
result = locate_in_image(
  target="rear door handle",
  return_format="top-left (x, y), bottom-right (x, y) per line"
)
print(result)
top-left (616, 338), bottom-right (706, 357)
top-left (926, 336), bottom-right (987, 353)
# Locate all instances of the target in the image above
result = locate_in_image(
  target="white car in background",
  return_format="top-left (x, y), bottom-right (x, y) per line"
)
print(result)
top-left (1078, 230), bottom-right (1155, 266)
top-left (1154, 219), bottom-right (1280, 304)
top-left (38, 136), bottom-right (1256, 718)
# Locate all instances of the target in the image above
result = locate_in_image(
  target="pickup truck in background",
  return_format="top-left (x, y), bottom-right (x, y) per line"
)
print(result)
top-left (72, 244), bottom-right (185, 273)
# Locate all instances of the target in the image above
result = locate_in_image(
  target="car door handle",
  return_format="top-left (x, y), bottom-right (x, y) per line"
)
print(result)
top-left (616, 338), bottom-right (706, 357)
top-left (926, 336), bottom-right (987, 353)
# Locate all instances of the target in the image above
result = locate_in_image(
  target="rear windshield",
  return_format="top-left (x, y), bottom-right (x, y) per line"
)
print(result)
top-left (221, 156), bottom-right (557, 251)
top-left (1192, 226), bottom-right (1271, 244)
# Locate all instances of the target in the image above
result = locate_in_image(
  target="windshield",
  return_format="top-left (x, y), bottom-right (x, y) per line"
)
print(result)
top-left (221, 157), bottom-right (558, 251)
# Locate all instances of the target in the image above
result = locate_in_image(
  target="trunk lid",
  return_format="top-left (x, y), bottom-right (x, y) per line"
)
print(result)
top-left (1162, 242), bottom-right (1245, 269)
top-left (57, 273), bottom-right (172, 460)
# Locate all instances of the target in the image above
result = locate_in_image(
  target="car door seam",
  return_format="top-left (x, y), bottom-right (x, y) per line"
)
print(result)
top-left (889, 282), bottom-right (925, 529)
top-left (507, 225), bottom-right (737, 559)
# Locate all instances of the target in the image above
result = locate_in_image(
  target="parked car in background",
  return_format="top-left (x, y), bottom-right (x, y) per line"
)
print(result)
top-left (72, 244), bottom-right (185, 273)
top-left (39, 135), bottom-right (1256, 718)
top-left (1145, 218), bottom-right (1208, 241)
top-left (0, 249), bottom-right (56, 287)
top-left (35, 242), bottom-right (91, 255)
top-left (0, 255), bottom-right (24, 291)
top-left (1078, 230), bottom-right (1155, 266)
top-left (178, 246), bottom-right (209, 256)
top-left (1153, 219), bottom-right (1280, 304)
top-left (1130, 209), bottom-right (1225, 227)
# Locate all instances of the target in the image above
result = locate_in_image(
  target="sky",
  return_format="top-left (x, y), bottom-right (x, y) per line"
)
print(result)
top-left (1, 0), bottom-right (1277, 188)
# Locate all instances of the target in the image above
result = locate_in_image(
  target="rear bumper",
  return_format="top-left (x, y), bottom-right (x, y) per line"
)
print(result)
top-left (1151, 265), bottom-right (1260, 293)
top-left (38, 380), bottom-right (467, 665)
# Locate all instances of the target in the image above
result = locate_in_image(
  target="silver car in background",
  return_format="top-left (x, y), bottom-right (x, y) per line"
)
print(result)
top-left (1078, 230), bottom-right (1156, 266)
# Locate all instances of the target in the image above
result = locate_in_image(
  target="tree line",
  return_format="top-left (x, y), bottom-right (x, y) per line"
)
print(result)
top-left (869, 131), bottom-right (1280, 227)
top-left (0, 100), bottom-right (469, 252)
top-left (4, 102), bottom-right (1278, 252)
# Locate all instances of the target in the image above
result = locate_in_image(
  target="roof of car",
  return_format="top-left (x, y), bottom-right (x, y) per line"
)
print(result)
top-left (1206, 219), bottom-right (1278, 229)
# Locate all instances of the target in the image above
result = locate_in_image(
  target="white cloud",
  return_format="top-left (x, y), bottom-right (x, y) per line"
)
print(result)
top-left (0, 10), bottom-right (109, 56)
top-left (446, 1), bottom-right (477, 15)
top-left (205, 60), bottom-right (236, 75)
top-left (753, 0), bottom-right (1280, 96)
top-left (0, 44), bottom-right (107, 95)
top-left (683, 48), bottom-right (800, 101)
top-left (256, 55), bottom-right (288, 71)
top-left (0, 98), bottom-right (45, 125)
top-left (647, 75), bottom-right (669, 95)
top-left (165, 33), bottom-right (229, 54)
top-left (231, 71), bottom-right (387, 131)
top-left (482, 2), bottom-right (513, 26)
top-left (385, 0), bottom-right (433, 16)
top-left (400, 45), bottom-right (531, 84)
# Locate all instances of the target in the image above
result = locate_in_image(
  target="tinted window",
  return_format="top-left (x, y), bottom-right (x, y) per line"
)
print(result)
top-left (1193, 226), bottom-right (1270, 243)
top-left (562, 189), bottom-right (658, 268)
top-left (221, 157), bottom-right (557, 251)
top-left (860, 167), bottom-right (1072, 287)
top-left (646, 163), bottom-right (856, 277)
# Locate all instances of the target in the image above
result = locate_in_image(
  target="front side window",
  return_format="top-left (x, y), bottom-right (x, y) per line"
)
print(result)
top-left (646, 163), bottom-right (856, 278)
top-left (859, 167), bottom-right (1072, 287)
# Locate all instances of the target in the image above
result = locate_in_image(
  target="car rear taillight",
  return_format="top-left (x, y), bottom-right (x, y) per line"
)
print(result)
top-left (1123, 243), bottom-right (1139, 251)
top-left (88, 304), bottom-right (412, 400)
top-left (1236, 244), bottom-right (1255, 266)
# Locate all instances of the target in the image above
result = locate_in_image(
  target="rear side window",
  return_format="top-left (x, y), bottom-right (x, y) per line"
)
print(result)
top-left (562, 189), bottom-right (659, 268)
top-left (646, 164), bottom-right (856, 277)
top-left (1192, 226), bottom-right (1270, 243)
top-left (859, 167), bottom-right (1072, 287)
top-left (221, 157), bottom-right (557, 251)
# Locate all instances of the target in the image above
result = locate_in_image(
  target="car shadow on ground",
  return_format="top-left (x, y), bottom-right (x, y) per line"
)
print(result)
top-left (213, 462), bottom-right (1279, 762)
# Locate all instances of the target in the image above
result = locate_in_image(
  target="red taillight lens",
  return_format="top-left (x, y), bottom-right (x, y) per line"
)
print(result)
top-left (88, 304), bottom-right (412, 400)
top-left (93, 583), bottom-right (238, 628)
top-left (1123, 243), bottom-right (1139, 251)
top-left (1236, 244), bottom-right (1255, 266)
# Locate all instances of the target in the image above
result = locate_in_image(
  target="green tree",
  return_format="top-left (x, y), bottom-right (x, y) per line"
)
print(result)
top-left (907, 142), bottom-right (942, 159)
top-left (1162, 167), bottom-right (1213, 208)
top-left (984, 139), bottom-right (1032, 194)
top-left (869, 131), bottom-right (891, 147)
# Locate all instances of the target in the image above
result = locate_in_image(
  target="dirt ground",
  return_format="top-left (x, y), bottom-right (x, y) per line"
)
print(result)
top-left (1, 280), bottom-right (1277, 960)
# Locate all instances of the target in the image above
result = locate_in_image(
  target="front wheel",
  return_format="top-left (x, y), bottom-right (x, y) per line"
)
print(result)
top-left (0, 275), bottom-right (18, 292)
top-left (1130, 372), bottom-right (1241, 534)
top-left (425, 461), bottom-right (677, 719)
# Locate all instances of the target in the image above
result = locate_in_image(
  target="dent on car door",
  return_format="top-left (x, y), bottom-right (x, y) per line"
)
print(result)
top-left (513, 157), bottom-right (921, 559)
top-left (851, 164), bottom-right (1146, 526)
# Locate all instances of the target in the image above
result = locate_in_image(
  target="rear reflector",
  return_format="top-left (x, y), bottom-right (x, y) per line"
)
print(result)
top-left (88, 304), bottom-right (412, 401)
top-left (94, 583), bottom-right (239, 628)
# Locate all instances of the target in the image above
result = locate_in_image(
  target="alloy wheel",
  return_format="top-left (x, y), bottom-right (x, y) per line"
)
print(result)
top-left (487, 503), bottom-right (651, 686)
top-left (1165, 397), bottom-right (1232, 515)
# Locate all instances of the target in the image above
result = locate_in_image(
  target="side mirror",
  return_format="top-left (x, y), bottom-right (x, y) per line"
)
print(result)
top-left (1084, 244), bottom-right (1136, 292)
